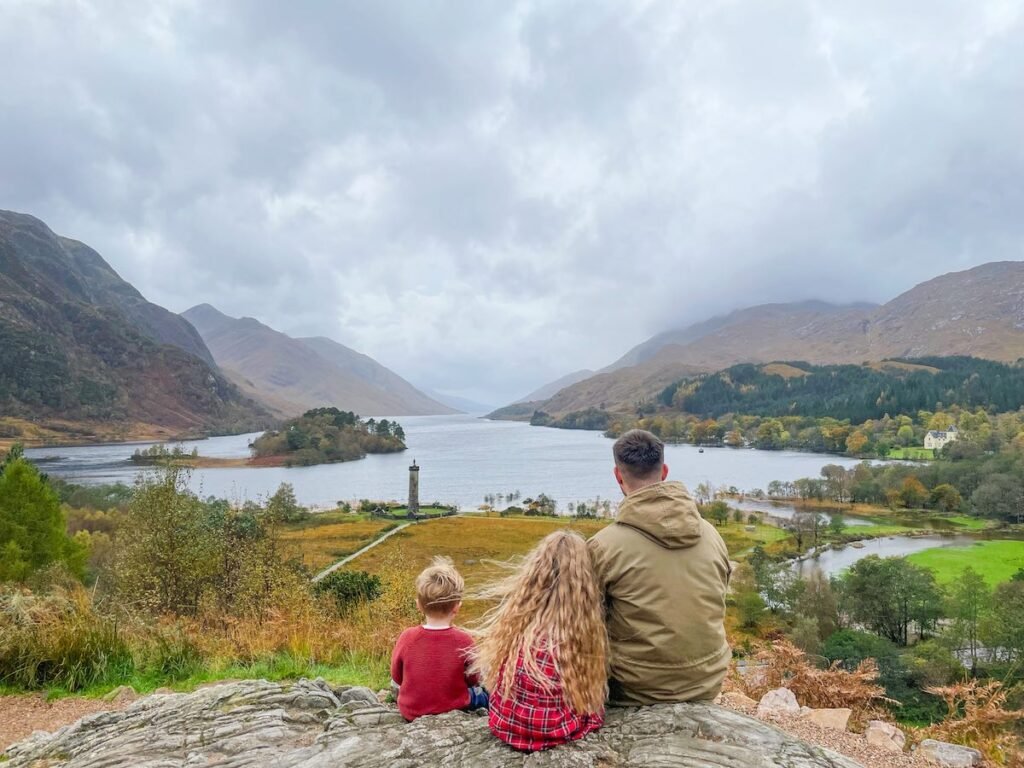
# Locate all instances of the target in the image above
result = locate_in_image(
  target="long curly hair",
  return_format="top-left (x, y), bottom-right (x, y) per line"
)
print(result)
top-left (470, 529), bottom-right (608, 714)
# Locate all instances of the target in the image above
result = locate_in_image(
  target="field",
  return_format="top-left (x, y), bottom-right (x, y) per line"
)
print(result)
top-left (388, 506), bottom-right (452, 518)
top-left (281, 513), bottom-right (398, 572)
top-left (906, 540), bottom-right (1024, 586)
top-left (886, 447), bottom-right (936, 460)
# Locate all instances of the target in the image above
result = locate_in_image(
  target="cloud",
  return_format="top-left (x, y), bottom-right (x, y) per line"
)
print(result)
top-left (1, 0), bottom-right (1022, 403)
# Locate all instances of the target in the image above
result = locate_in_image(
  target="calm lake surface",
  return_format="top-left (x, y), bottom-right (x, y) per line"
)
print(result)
top-left (795, 534), bottom-right (980, 579)
top-left (26, 414), bottom-right (866, 509)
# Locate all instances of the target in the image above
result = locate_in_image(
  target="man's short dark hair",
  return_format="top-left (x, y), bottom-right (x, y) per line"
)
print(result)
top-left (613, 429), bottom-right (665, 479)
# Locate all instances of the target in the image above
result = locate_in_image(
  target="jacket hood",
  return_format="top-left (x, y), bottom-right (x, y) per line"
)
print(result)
top-left (615, 481), bottom-right (704, 549)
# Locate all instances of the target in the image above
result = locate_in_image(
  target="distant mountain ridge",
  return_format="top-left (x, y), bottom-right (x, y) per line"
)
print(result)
top-left (183, 304), bottom-right (456, 417)
top-left (504, 261), bottom-right (1024, 418)
top-left (0, 210), bottom-right (270, 437)
top-left (514, 369), bottom-right (594, 403)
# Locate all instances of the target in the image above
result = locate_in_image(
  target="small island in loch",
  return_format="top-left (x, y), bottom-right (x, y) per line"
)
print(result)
top-left (250, 407), bottom-right (406, 467)
top-left (131, 407), bottom-right (407, 468)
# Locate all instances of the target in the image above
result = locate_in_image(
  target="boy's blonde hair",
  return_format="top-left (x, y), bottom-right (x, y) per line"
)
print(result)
top-left (470, 530), bottom-right (608, 714)
top-left (416, 556), bottom-right (464, 617)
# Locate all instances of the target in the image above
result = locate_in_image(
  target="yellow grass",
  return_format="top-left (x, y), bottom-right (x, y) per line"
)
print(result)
top-left (761, 363), bottom-right (810, 379)
top-left (332, 516), bottom-right (607, 621)
top-left (868, 360), bottom-right (941, 374)
top-left (0, 416), bottom-right (193, 449)
top-left (281, 518), bottom-right (397, 572)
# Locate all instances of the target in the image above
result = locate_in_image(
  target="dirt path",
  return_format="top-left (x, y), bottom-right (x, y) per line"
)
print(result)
top-left (0, 693), bottom-right (134, 752)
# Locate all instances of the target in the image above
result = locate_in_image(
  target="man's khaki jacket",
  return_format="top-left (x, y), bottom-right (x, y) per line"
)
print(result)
top-left (588, 480), bottom-right (732, 705)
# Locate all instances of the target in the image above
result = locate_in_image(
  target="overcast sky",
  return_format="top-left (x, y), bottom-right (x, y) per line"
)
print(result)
top-left (2, 1), bottom-right (1022, 405)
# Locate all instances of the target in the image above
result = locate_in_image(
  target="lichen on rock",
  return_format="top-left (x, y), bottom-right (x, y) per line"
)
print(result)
top-left (2, 678), bottom-right (865, 767)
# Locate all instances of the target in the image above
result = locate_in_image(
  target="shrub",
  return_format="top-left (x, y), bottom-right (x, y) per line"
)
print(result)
top-left (0, 586), bottom-right (133, 691)
top-left (314, 570), bottom-right (383, 614)
top-left (737, 639), bottom-right (893, 726)
top-left (925, 680), bottom-right (1024, 765)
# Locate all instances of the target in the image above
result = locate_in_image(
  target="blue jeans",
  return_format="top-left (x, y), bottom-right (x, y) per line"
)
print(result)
top-left (467, 686), bottom-right (489, 711)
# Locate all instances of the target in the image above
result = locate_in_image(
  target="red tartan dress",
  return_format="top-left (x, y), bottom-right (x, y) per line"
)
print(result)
top-left (488, 647), bottom-right (604, 752)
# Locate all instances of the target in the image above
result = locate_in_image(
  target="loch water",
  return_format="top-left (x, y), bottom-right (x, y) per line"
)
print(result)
top-left (27, 414), bottom-right (867, 510)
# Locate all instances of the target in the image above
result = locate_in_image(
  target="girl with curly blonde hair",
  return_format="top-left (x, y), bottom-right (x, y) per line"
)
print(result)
top-left (471, 529), bottom-right (608, 752)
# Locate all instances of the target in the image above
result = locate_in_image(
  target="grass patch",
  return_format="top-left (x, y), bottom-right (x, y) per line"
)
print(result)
top-left (337, 516), bottom-right (610, 621)
top-left (5, 651), bottom-right (391, 702)
top-left (887, 447), bottom-right (935, 460)
top-left (388, 506), bottom-right (452, 518)
top-left (714, 521), bottom-right (789, 556)
top-left (907, 540), bottom-right (1024, 586)
top-left (944, 515), bottom-right (991, 531)
top-left (840, 520), bottom-right (916, 536)
top-left (281, 517), bottom-right (398, 572)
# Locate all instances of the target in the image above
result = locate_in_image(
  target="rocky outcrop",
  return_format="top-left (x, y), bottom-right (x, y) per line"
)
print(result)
top-left (917, 739), bottom-right (982, 767)
top-left (865, 720), bottom-right (907, 753)
top-left (3, 678), bottom-right (865, 768)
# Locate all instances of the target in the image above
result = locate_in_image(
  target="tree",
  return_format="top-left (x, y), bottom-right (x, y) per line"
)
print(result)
top-left (113, 466), bottom-right (220, 615)
top-left (707, 500), bottom-right (729, 527)
top-left (899, 476), bottom-right (928, 509)
top-left (755, 419), bottom-right (786, 450)
top-left (946, 567), bottom-right (989, 675)
top-left (981, 580), bottom-right (1024, 663)
top-left (793, 571), bottom-right (840, 642)
top-left (845, 430), bottom-right (869, 455)
top-left (695, 482), bottom-right (713, 505)
top-left (828, 512), bottom-right (845, 535)
top-left (731, 564), bottom-right (766, 629)
top-left (0, 450), bottom-right (85, 581)
top-left (970, 473), bottom-right (1024, 522)
top-left (929, 483), bottom-right (962, 513)
top-left (897, 424), bottom-right (915, 446)
top-left (267, 483), bottom-right (302, 522)
top-left (821, 464), bottom-right (852, 502)
top-left (840, 556), bottom-right (943, 646)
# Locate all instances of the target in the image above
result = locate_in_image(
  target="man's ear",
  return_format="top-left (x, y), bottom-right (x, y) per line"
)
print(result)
top-left (614, 466), bottom-right (624, 486)
top-left (661, 464), bottom-right (669, 481)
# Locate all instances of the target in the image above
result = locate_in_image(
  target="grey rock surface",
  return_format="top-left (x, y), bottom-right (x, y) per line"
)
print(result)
top-left (3, 678), bottom-right (865, 768)
top-left (917, 739), bottom-right (983, 767)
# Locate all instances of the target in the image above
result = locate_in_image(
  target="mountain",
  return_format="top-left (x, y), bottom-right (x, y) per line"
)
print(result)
top-left (0, 210), bottom-right (270, 437)
top-left (182, 305), bottom-right (456, 417)
top-left (512, 261), bottom-right (1024, 417)
top-left (418, 388), bottom-right (492, 415)
top-left (297, 336), bottom-right (454, 415)
top-left (514, 369), bottom-right (594, 403)
top-left (603, 301), bottom-right (878, 372)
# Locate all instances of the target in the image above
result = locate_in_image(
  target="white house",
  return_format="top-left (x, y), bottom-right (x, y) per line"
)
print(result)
top-left (924, 426), bottom-right (959, 451)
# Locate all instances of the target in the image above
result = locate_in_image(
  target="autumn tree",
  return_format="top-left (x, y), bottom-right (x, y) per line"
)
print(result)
top-left (899, 476), bottom-right (928, 508)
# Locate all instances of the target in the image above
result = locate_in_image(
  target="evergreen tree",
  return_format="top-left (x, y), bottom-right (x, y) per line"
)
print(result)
top-left (0, 446), bottom-right (85, 581)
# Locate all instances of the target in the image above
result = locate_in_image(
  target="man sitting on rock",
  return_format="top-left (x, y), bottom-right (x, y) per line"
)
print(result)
top-left (588, 429), bottom-right (732, 705)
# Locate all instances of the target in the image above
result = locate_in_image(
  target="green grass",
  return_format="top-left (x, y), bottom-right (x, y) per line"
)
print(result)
top-left (907, 540), bottom-right (1024, 586)
top-left (2, 651), bottom-right (391, 702)
top-left (840, 520), bottom-right (916, 536)
top-left (886, 447), bottom-right (935, 460)
top-left (944, 515), bottom-right (991, 531)
top-left (388, 506), bottom-right (452, 518)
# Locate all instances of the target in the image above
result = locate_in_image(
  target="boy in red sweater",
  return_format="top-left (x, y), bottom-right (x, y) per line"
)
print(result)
top-left (391, 556), bottom-right (488, 720)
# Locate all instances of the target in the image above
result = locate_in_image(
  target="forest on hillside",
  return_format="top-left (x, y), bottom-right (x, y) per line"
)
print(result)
top-left (662, 357), bottom-right (1024, 422)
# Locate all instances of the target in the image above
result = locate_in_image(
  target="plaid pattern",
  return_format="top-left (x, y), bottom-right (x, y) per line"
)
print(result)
top-left (488, 648), bottom-right (603, 752)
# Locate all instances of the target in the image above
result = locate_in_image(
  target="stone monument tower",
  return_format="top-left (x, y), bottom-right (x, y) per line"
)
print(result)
top-left (408, 460), bottom-right (420, 516)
